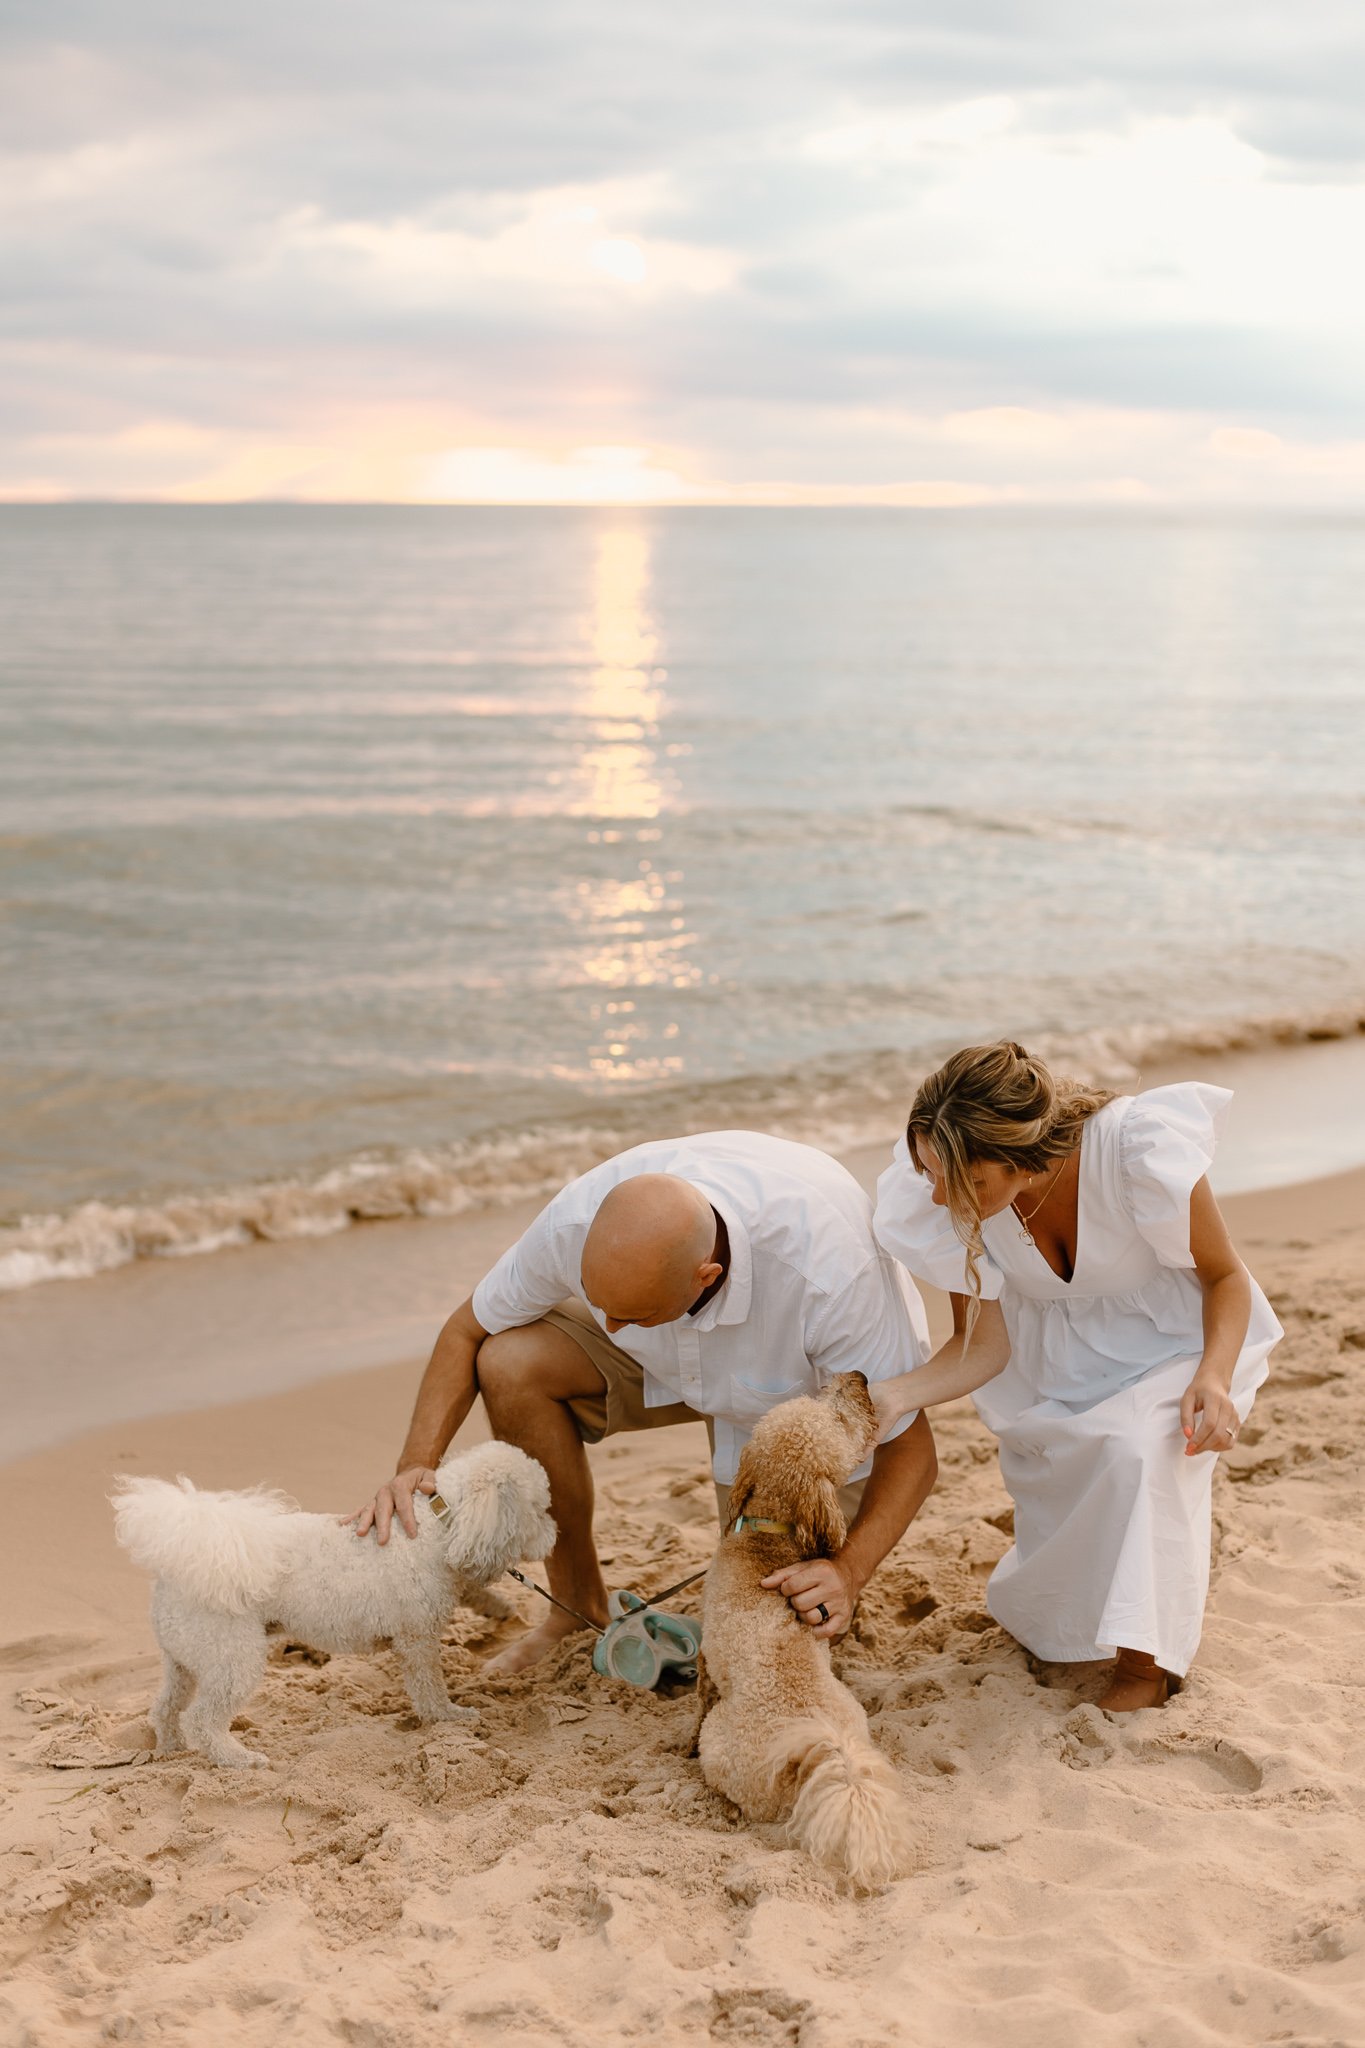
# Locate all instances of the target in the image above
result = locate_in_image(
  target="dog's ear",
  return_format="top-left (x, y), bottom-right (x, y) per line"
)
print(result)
top-left (440, 1463), bottom-right (519, 1582)
top-left (725, 1443), bottom-right (761, 1530)
top-left (438, 1444), bottom-right (556, 1580)
top-left (795, 1476), bottom-right (847, 1560)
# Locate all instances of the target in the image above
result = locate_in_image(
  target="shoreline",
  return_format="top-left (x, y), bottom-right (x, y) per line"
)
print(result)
top-left (6, 1031), bottom-right (1365, 1463)
top-left (5, 1019), bottom-right (1365, 1300)
top-left (0, 1142), bottom-right (1353, 1469)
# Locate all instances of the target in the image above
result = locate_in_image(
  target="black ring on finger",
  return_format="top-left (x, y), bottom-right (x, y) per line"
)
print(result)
top-left (816, 1603), bottom-right (830, 1626)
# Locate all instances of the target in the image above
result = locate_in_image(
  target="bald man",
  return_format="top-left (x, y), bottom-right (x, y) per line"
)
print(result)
top-left (350, 1130), bottom-right (937, 1675)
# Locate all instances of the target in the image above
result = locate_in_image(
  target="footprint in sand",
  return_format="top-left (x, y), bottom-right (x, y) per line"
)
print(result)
top-left (1059, 1712), bottom-right (1265, 1796)
top-left (1127, 1734), bottom-right (1265, 1796)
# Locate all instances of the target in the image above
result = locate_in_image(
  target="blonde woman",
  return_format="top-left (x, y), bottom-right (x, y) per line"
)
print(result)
top-left (870, 1042), bottom-right (1281, 1711)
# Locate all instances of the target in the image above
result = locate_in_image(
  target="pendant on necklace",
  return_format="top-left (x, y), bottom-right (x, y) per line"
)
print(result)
top-left (1012, 1206), bottom-right (1035, 1246)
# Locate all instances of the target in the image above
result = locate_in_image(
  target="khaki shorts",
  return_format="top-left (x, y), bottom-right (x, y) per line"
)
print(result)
top-left (545, 1298), bottom-right (865, 1529)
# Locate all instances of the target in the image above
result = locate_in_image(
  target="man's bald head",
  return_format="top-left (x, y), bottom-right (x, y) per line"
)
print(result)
top-left (580, 1174), bottom-right (723, 1331)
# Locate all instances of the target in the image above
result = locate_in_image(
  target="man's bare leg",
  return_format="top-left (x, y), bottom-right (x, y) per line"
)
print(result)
top-left (477, 1322), bottom-right (613, 1676)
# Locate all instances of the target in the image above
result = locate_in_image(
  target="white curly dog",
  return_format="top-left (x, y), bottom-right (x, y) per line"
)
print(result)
top-left (112, 1441), bottom-right (555, 1768)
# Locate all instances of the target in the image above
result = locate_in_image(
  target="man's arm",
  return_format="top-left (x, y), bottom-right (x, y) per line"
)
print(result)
top-left (346, 1295), bottom-right (488, 1543)
top-left (760, 1410), bottom-right (937, 1640)
top-left (349, 1184), bottom-right (583, 1542)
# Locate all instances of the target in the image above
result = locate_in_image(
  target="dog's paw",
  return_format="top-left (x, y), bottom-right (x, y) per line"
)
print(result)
top-left (209, 1744), bottom-right (271, 1770)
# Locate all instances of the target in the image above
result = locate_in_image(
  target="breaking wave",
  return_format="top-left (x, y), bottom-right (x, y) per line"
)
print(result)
top-left (3, 1003), bottom-right (1363, 1294)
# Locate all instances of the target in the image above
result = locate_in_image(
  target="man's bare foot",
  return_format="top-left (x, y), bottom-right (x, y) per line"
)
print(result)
top-left (482, 1612), bottom-right (602, 1677)
top-left (1096, 1648), bottom-right (1171, 1713)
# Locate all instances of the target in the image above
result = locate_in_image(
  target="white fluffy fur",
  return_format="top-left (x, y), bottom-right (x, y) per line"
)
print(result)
top-left (112, 1478), bottom-right (298, 1616)
top-left (111, 1442), bottom-right (556, 1769)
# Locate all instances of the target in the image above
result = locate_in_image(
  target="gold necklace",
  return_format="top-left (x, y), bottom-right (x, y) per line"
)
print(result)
top-left (1011, 1160), bottom-right (1065, 1246)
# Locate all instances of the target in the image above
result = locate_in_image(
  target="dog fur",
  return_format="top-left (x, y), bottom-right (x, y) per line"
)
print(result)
top-left (694, 1372), bottom-right (917, 1890)
top-left (111, 1441), bottom-right (556, 1768)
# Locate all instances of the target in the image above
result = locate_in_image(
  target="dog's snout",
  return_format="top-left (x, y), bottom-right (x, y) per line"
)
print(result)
top-left (820, 1370), bottom-right (880, 1449)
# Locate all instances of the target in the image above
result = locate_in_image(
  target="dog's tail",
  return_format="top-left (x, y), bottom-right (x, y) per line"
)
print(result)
top-left (111, 1475), bottom-right (296, 1615)
top-left (763, 1713), bottom-right (915, 1891)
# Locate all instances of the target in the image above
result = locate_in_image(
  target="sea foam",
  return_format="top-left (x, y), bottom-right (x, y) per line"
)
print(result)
top-left (3, 1005), bottom-right (1362, 1294)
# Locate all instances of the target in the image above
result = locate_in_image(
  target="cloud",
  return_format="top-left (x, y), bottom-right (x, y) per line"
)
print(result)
top-left (2, 1), bottom-right (1365, 499)
top-left (424, 444), bottom-right (697, 504)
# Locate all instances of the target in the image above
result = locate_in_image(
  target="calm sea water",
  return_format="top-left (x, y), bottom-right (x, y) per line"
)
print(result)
top-left (2, 506), bottom-right (1363, 1286)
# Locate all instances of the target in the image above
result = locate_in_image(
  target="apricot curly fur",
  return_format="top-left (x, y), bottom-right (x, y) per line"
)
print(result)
top-left (695, 1373), bottom-right (918, 1890)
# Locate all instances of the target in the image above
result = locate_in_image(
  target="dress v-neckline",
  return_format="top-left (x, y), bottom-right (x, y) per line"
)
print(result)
top-left (1006, 1126), bottom-right (1090, 1287)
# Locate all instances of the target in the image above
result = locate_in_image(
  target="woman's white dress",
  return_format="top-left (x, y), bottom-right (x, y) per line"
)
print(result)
top-left (873, 1085), bottom-right (1281, 1676)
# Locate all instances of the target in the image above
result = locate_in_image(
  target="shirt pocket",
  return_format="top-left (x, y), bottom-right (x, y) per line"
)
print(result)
top-left (727, 1372), bottom-right (808, 1420)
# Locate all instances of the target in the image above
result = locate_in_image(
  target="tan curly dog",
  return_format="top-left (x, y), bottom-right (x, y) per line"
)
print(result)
top-left (694, 1372), bottom-right (917, 1889)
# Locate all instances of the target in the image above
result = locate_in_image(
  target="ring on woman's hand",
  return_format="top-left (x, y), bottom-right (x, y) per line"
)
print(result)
top-left (815, 1603), bottom-right (830, 1626)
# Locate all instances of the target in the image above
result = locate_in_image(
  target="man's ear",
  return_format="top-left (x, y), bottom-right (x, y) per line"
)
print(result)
top-left (696, 1258), bottom-right (722, 1291)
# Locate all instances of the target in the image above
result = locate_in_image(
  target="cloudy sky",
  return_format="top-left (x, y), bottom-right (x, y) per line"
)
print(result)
top-left (5, 1), bottom-right (1365, 503)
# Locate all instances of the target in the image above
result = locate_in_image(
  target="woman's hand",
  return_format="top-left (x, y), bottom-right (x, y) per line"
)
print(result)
top-left (342, 1467), bottom-right (438, 1542)
top-left (759, 1556), bottom-right (860, 1640)
top-left (1180, 1367), bottom-right (1241, 1457)
top-left (870, 1379), bottom-right (908, 1443)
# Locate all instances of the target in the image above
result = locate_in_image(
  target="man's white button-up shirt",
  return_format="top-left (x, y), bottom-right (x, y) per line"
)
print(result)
top-left (471, 1130), bottom-right (931, 1485)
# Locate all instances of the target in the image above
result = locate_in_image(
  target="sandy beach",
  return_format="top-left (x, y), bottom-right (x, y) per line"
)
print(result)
top-left (9, 1), bottom-right (1365, 2036)
top-left (3, 1123), bottom-right (1364, 2048)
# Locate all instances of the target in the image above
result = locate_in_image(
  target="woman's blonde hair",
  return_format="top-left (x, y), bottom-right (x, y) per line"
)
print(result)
top-left (907, 1041), bottom-right (1115, 1335)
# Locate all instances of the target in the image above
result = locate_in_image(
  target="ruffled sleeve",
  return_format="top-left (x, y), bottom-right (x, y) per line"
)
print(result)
top-left (1119, 1083), bottom-right (1231, 1268)
top-left (873, 1137), bottom-right (1004, 1298)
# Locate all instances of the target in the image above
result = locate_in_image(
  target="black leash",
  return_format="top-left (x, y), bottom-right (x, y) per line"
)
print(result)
top-left (504, 1562), bottom-right (709, 1635)
top-left (504, 1567), bottom-right (606, 1635)
top-left (630, 1566), bottom-right (708, 1613)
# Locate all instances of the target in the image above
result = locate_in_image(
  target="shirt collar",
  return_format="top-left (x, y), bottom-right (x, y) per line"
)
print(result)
top-left (688, 1190), bottom-right (751, 1330)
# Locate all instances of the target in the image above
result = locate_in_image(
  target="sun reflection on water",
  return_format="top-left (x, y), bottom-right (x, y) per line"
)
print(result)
top-left (560, 523), bottom-right (702, 1082)
top-left (571, 524), bottom-right (668, 821)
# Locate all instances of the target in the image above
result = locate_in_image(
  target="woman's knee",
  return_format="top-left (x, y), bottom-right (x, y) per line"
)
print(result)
top-left (1094, 1423), bottom-right (1178, 1488)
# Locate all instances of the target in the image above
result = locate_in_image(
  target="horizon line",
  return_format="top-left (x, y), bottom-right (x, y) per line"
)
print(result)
top-left (3, 496), bottom-right (1363, 514)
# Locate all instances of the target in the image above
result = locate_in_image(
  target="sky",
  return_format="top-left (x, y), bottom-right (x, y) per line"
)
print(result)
top-left (5, 1), bottom-right (1365, 505)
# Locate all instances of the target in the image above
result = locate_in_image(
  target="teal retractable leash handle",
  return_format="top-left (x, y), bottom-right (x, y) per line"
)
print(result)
top-left (504, 1564), bottom-right (706, 1689)
top-left (591, 1586), bottom-right (703, 1686)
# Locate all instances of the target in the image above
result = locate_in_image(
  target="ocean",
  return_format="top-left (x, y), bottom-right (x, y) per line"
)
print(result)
top-left (3, 504), bottom-right (1363, 1290)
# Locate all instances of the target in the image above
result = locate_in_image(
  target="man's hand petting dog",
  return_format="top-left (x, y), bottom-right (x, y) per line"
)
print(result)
top-left (761, 1555), bottom-right (861, 1640)
top-left (345, 1467), bottom-right (438, 1544)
